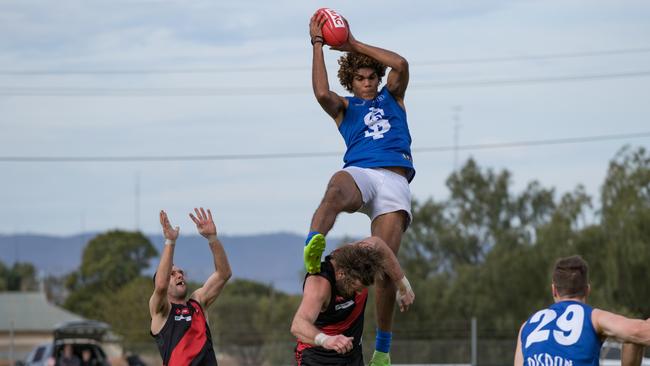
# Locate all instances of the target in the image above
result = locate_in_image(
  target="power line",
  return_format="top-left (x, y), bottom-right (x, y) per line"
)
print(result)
top-left (1, 70), bottom-right (649, 97)
top-left (411, 70), bottom-right (650, 89)
top-left (1, 131), bottom-right (648, 163)
top-left (416, 47), bottom-right (650, 66)
top-left (0, 65), bottom-right (308, 76)
top-left (0, 85), bottom-right (303, 96)
top-left (413, 132), bottom-right (650, 152)
top-left (1, 47), bottom-right (649, 75)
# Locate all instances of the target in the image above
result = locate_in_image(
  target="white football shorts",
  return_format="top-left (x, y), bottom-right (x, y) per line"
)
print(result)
top-left (342, 166), bottom-right (412, 230)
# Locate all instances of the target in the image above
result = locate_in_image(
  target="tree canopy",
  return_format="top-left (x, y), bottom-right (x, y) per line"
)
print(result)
top-left (5, 145), bottom-right (648, 365)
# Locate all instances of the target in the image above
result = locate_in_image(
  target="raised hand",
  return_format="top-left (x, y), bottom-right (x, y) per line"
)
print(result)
top-left (159, 210), bottom-right (179, 242)
top-left (309, 11), bottom-right (326, 39)
top-left (330, 18), bottom-right (355, 52)
top-left (189, 207), bottom-right (217, 239)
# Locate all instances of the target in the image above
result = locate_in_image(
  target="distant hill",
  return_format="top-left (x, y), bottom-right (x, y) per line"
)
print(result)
top-left (0, 232), bottom-right (353, 294)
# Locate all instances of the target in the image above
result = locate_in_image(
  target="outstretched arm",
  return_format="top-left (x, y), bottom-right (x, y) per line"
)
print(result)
top-left (291, 275), bottom-right (354, 354)
top-left (357, 237), bottom-right (414, 312)
top-left (334, 21), bottom-right (409, 103)
top-left (189, 208), bottom-right (232, 309)
top-left (593, 310), bottom-right (650, 345)
top-left (310, 11), bottom-right (346, 123)
top-left (149, 210), bottom-right (179, 333)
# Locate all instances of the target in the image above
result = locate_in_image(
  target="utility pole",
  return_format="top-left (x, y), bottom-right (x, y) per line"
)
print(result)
top-left (135, 171), bottom-right (141, 231)
top-left (453, 106), bottom-right (462, 171)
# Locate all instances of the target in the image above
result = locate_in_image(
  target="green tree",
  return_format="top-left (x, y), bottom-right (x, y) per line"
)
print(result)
top-left (599, 146), bottom-right (650, 316)
top-left (79, 230), bottom-right (156, 290)
top-left (64, 230), bottom-right (156, 318)
top-left (399, 157), bottom-right (595, 338)
top-left (99, 276), bottom-right (154, 347)
top-left (6, 262), bottom-right (38, 291)
top-left (0, 260), bottom-right (7, 291)
top-left (208, 279), bottom-right (300, 366)
top-left (0, 260), bottom-right (38, 292)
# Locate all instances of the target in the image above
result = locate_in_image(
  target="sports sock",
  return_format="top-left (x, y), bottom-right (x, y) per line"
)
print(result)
top-left (375, 329), bottom-right (392, 353)
top-left (305, 231), bottom-right (321, 245)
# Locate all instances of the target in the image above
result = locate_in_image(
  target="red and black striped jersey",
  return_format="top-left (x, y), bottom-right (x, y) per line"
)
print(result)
top-left (151, 298), bottom-right (218, 366)
top-left (295, 257), bottom-right (368, 359)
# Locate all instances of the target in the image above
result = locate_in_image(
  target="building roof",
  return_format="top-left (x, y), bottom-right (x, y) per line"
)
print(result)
top-left (0, 292), bottom-right (84, 332)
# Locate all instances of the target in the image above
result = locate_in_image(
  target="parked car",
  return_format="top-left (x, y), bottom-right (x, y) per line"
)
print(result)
top-left (601, 340), bottom-right (650, 366)
top-left (24, 320), bottom-right (111, 366)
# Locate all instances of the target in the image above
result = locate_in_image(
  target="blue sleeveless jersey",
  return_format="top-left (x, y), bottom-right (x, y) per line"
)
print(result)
top-left (521, 301), bottom-right (602, 366)
top-left (338, 86), bottom-right (415, 182)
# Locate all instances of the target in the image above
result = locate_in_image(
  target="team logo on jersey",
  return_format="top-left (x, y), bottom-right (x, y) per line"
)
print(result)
top-left (335, 300), bottom-right (355, 311)
top-left (363, 107), bottom-right (391, 140)
top-left (174, 315), bottom-right (192, 322)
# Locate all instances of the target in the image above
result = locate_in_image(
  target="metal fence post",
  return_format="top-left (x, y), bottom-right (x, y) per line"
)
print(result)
top-left (471, 317), bottom-right (477, 366)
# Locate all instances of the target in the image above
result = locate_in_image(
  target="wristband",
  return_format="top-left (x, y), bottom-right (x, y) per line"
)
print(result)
top-left (164, 239), bottom-right (175, 246)
top-left (397, 276), bottom-right (411, 293)
top-left (207, 234), bottom-right (218, 242)
top-left (311, 36), bottom-right (324, 46)
top-left (314, 332), bottom-right (330, 346)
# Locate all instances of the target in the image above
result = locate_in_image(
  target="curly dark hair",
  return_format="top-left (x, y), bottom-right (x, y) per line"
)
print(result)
top-left (337, 53), bottom-right (387, 93)
top-left (330, 243), bottom-right (383, 286)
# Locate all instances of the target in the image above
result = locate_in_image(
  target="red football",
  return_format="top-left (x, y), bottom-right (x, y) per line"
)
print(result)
top-left (317, 8), bottom-right (348, 47)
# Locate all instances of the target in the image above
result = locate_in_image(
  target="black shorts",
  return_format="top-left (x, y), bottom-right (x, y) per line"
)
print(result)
top-left (296, 347), bottom-right (363, 366)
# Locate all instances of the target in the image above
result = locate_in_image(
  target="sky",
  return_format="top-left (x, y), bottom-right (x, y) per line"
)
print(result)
top-left (1, 0), bottom-right (649, 239)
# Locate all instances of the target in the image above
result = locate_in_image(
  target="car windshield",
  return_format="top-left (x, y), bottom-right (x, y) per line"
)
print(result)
top-left (54, 343), bottom-right (106, 363)
top-left (32, 346), bottom-right (46, 362)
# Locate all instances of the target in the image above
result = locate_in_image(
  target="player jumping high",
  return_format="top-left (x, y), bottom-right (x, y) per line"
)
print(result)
top-left (304, 11), bottom-right (415, 366)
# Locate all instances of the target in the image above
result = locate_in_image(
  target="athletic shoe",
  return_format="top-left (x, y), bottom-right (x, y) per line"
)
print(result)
top-left (304, 233), bottom-right (326, 274)
top-left (368, 350), bottom-right (391, 366)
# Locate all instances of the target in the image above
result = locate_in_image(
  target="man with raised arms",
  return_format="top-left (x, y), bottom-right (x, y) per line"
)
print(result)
top-left (150, 208), bottom-right (232, 366)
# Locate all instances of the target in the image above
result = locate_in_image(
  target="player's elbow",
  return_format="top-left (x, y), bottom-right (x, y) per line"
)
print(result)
top-left (393, 57), bottom-right (409, 73)
top-left (290, 317), bottom-right (311, 342)
top-left (314, 90), bottom-right (331, 103)
top-left (290, 317), bottom-right (301, 339)
top-left (153, 283), bottom-right (168, 296)
top-left (630, 320), bottom-right (650, 346)
top-left (364, 236), bottom-right (388, 249)
top-left (220, 268), bottom-right (233, 282)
